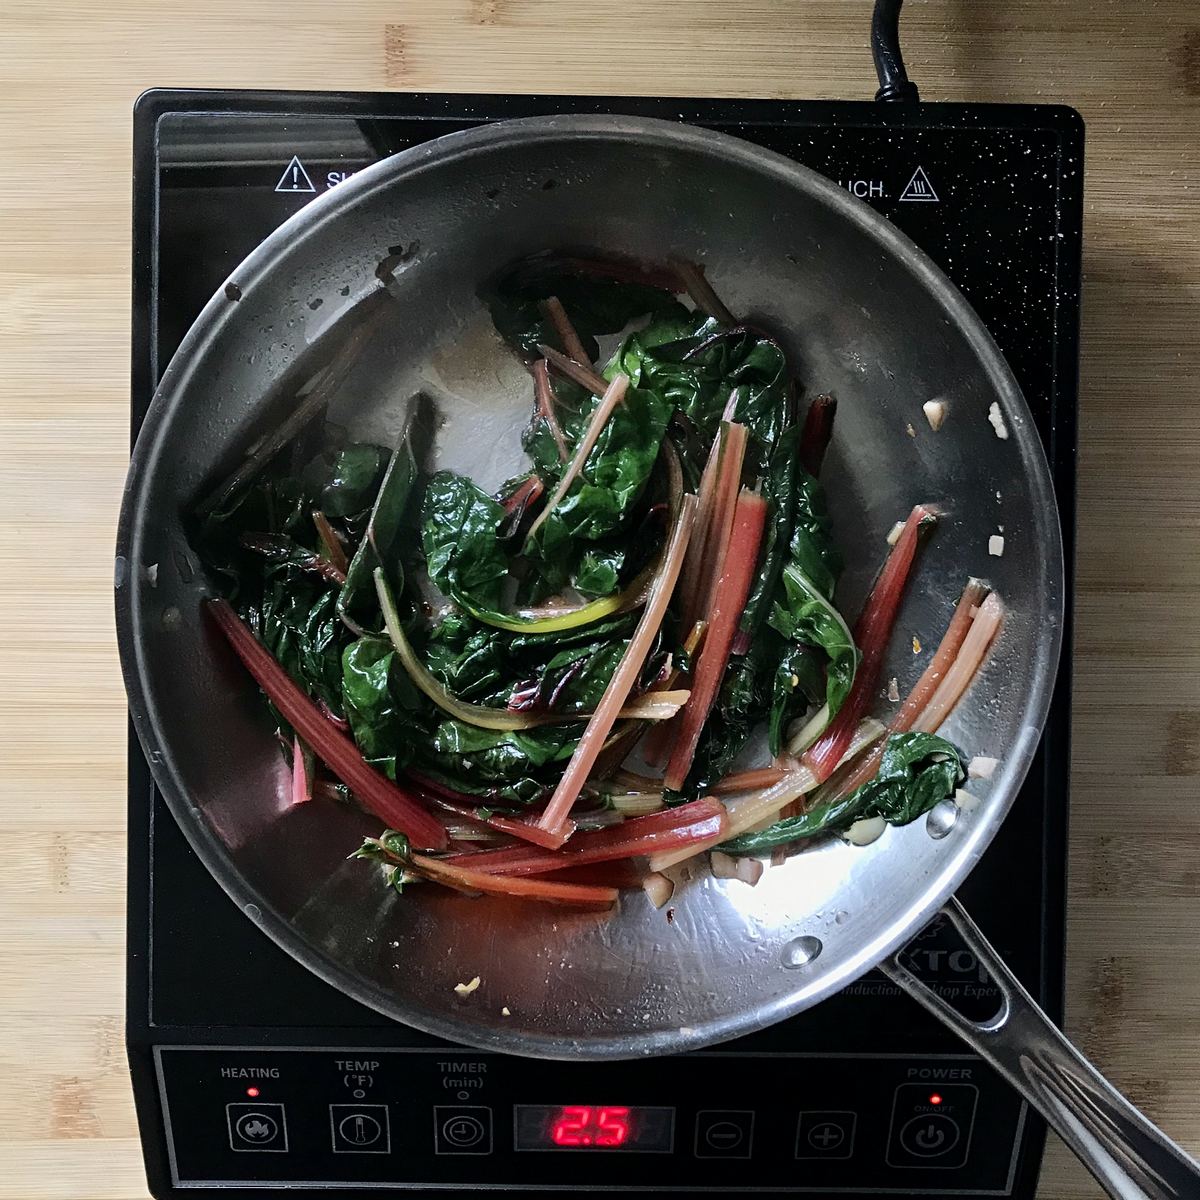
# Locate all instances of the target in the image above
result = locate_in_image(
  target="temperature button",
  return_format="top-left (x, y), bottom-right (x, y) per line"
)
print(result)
top-left (434, 1106), bottom-right (493, 1155)
top-left (330, 1104), bottom-right (390, 1154)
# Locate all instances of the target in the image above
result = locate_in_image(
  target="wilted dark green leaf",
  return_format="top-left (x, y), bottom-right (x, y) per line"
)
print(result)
top-left (718, 733), bottom-right (965, 854)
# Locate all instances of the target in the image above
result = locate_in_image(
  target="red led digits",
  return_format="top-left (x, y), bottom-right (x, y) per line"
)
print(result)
top-left (551, 1106), bottom-right (591, 1146)
top-left (515, 1104), bottom-right (668, 1153)
top-left (550, 1106), bottom-right (632, 1147)
top-left (595, 1107), bottom-right (631, 1147)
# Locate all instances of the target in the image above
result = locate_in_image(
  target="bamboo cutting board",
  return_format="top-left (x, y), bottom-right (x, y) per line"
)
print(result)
top-left (1, 2), bottom-right (1198, 1197)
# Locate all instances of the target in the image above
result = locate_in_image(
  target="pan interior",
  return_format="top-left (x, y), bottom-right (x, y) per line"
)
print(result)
top-left (117, 116), bottom-right (1062, 1059)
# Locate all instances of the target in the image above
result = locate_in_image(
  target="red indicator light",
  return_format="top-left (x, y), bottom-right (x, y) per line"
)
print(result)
top-left (246, 1086), bottom-right (260, 1098)
top-left (550, 1106), bottom-right (631, 1147)
top-left (929, 1093), bottom-right (943, 1106)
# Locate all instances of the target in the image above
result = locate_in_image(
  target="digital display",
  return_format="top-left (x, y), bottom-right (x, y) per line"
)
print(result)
top-left (514, 1105), bottom-right (674, 1153)
top-left (552, 1106), bottom-right (630, 1147)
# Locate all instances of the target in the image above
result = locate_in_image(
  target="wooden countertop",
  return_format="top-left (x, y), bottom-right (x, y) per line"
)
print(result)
top-left (2, 2), bottom-right (1197, 1196)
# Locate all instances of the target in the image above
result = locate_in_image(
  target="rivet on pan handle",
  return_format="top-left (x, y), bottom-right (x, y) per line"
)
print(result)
top-left (880, 897), bottom-right (1200, 1200)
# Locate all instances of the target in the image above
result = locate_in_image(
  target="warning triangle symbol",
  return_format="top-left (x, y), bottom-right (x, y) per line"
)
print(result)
top-left (275, 155), bottom-right (316, 194)
top-left (899, 166), bottom-right (939, 203)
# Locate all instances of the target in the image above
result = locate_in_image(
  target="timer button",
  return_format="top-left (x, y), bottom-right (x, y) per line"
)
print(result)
top-left (434, 1106), bottom-right (493, 1155)
top-left (694, 1110), bottom-right (754, 1159)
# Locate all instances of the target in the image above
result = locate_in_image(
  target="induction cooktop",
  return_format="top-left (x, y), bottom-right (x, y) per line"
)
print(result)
top-left (127, 88), bottom-right (1082, 1198)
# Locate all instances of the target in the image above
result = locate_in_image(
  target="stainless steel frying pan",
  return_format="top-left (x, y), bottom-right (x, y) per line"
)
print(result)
top-left (115, 115), bottom-right (1199, 1197)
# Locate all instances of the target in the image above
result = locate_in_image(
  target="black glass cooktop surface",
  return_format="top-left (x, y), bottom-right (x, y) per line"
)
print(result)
top-left (128, 89), bottom-right (1082, 1198)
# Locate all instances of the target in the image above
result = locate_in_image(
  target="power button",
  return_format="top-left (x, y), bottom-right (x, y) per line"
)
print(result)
top-left (886, 1083), bottom-right (977, 1169)
top-left (899, 1112), bottom-right (960, 1157)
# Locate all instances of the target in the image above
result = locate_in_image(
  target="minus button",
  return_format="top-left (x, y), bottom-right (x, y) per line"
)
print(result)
top-left (695, 1110), bottom-right (754, 1159)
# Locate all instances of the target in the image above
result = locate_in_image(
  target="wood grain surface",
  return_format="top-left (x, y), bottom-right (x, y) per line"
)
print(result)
top-left (1, 1), bottom-right (1197, 1196)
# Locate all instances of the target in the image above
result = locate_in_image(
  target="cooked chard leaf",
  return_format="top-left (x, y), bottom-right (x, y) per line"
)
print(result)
top-left (534, 637), bottom-right (628, 713)
top-left (845, 731), bottom-right (966, 825)
top-left (488, 270), bottom-right (675, 362)
top-left (718, 793), bottom-right (863, 853)
top-left (191, 474), bottom-right (310, 599)
top-left (423, 614), bottom-right (508, 703)
top-left (320, 443), bottom-right (388, 518)
top-left (410, 763), bottom-right (547, 808)
top-left (740, 424), bottom-right (802, 638)
top-left (421, 471), bottom-right (511, 612)
top-left (522, 380), bottom-right (674, 595)
top-left (768, 641), bottom-right (827, 754)
top-left (784, 469), bottom-right (842, 601)
top-left (419, 719), bottom-right (578, 805)
top-left (431, 719), bottom-right (578, 767)
top-left (574, 545), bottom-right (625, 597)
top-left (193, 442), bottom-right (373, 735)
top-left (767, 559), bottom-right (857, 749)
top-left (504, 612), bottom-right (635, 655)
top-left (342, 624), bottom-right (595, 798)
top-left (606, 310), bottom-right (725, 469)
top-left (422, 609), bottom-right (639, 716)
top-left (522, 376), bottom-right (589, 484)
top-left (251, 583), bottom-right (349, 717)
top-left (613, 314), bottom-right (793, 476)
top-left (341, 637), bottom-right (425, 779)
top-left (718, 733), bottom-right (965, 854)
top-left (337, 432), bottom-right (419, 633)
top-left (686, 636), bottom-right (773, 790)
top-left (722, 336), bottom-right (793, 473)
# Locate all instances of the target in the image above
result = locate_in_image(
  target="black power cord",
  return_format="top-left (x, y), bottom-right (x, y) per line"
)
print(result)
top-left (871, 0), bottom-right (920, 102)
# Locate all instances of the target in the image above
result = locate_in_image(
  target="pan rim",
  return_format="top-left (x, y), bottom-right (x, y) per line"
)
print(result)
top-left (116, 112), bottom-right (1064, 1059)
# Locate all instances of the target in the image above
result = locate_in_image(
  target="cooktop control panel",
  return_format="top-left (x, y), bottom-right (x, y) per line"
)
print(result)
top-left (155, 1048), bottom-right (1023, 1193)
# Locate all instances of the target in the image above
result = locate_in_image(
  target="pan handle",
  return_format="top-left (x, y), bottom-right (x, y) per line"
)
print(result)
top-left (879, 897), bottom-right (1200, 1200)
